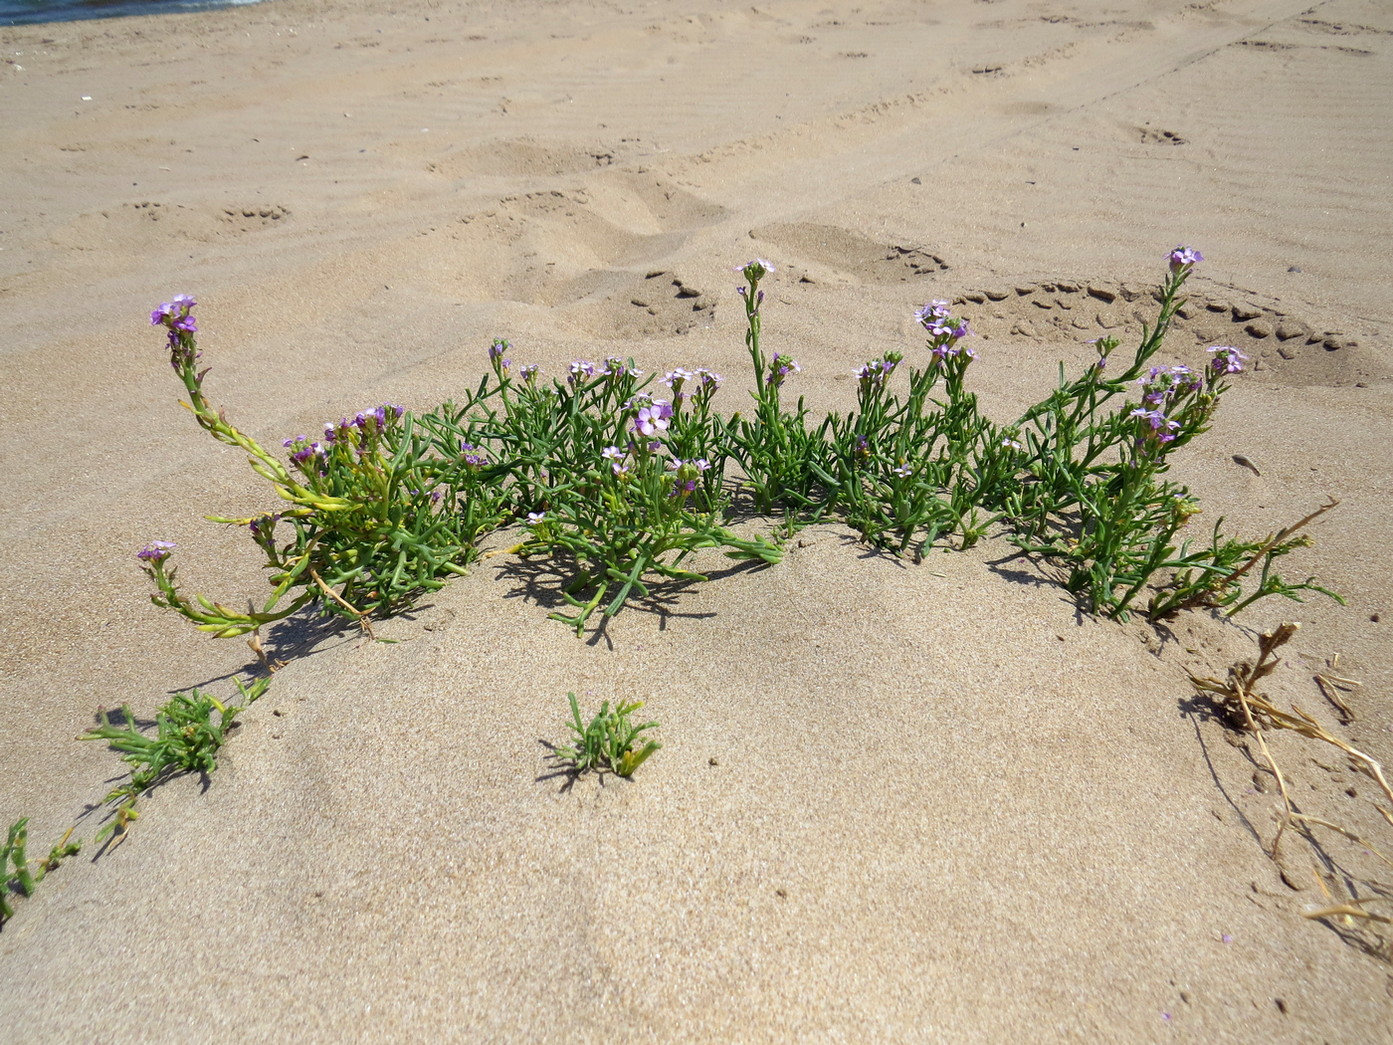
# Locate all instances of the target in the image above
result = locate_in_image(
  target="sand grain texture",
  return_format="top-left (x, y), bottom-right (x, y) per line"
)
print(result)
top-left (2, 0), bottom-right (1392, 1040)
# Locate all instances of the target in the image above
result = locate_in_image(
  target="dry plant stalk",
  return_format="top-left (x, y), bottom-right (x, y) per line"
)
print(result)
top-left (1188, 623), bottom-right (1393, 933)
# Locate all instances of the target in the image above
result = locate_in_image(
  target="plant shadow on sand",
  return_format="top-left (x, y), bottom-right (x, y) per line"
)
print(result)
top-left (493, 550), bottom-right (774, 645)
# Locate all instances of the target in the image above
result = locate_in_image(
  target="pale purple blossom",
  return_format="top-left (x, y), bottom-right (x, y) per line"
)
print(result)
top-left (1131, 407), bottom-right (1181, 445)
top-left (664, 367), bottom-right (696, 388)
top-left (150, 295), bottom-right (197, 332)
top-left (892, 462), bottom-right (913, 478)
top-left (526, 511), bottom-right (546, 525)
top-left (634, 400), bottom-right (673, 437)
top-left (855, 359), bottom-right (898, 388)
top-left (768, 352), bottom-right (801, 387)
top-left (568, 360), bottom-right (596, 384)
top-left (137, 540), bottom-right (176, 564)
top-left (914, 300), bottom-right (951, 329)
top-left (460, 441), bottom-right (488, 468)
top-left (603, 357), bottom-right (642, 379)
top-left (1168, 245), bottom-right (1203, 271)
top-left (488, 338), bottom-right (511, 369)
top-left (601, 445), bottom-right (630, 476)
top-left (735, 258), bottom-right (775, 276)
top-left (1208, 345), bottom-right (1247, 376)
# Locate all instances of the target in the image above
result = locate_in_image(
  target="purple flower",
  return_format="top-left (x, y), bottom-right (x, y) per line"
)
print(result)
top-left (526, 511), bottom-right (546, 525)
top-left (137, 540), bottom-right (176, 564)
top-left (488, 338), bottom-right (510, 366)
top-left (855, 358), bottom-right (899, 389)
top-left (568, 360), bottom-right (596, 384)
top-left (151, 295), bottom-right (200, 368)
top-left (519, 363), bottom-right (540, 383)
top-left (634, 399), bottom-right (673, 437)
top-left (768, 353), bottom-right (801, 387)
top-left (601, 445), bottom-right (630, 476)
top-left (664, 367), bottom-right (695, 388)
top-left (286, 439), bottom-right (326, 466)
top-left (248, 513), bottom-right (281, 539)
top-left (915, 300), bottom-right (951, 328)
top-left (892, 462), bottom-right (913, 478)
top-left (1131, 407), bottom-right (1181, 448)
top-left (460, 441), bottom-right (488, 468)
top-left (603, 357), bottom-right (642, 379)
top-left (150, 295), bottom-right (197, 329)
top-left (664, 367), bottom-right (696, 400)
top-left (1130, 407), bottom-right (1172, 430)
top-left (1168, 245), bottom-right (1203, 272)
top-left (1001, 437), bottom-right (1024, 451)
top-left (1208, 345), bottom-right (1247, 376)
top-left (735, 258), bottom-right (775, 277)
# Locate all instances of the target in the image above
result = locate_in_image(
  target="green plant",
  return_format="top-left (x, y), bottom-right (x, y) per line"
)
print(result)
top-left (139, 246), bottom-right (1339, 637)
top-left (81, 675), bottom-right (270, 848)
top-left (2, 819), bottom-right (81, 926)
top-left (554, 692), bottom-right (661, 778)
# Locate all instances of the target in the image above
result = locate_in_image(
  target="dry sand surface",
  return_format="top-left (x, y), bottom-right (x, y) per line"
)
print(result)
top-left (3, 0), bottom-right (1393, 1039)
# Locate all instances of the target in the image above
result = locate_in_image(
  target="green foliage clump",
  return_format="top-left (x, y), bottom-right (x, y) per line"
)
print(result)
top-left (554, 692), bottom-right (661, 778)
top-left (81, 676), bottom-right (270, 848)
top-left (139, 247), bottom-right (1340, 639)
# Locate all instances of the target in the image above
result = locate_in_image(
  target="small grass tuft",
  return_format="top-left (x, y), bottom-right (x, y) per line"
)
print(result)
top-left (81, 675), bottom-right (270, 851)
top-left (553, 692), bottom-right (661, 778)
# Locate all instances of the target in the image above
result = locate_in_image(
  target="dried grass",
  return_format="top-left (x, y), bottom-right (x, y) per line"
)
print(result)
top-left (1189, 623), bottom-right (1393, 954)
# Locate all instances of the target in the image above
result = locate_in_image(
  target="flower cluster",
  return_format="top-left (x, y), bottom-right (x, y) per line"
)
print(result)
top-left (137, 540), bottom-right (176, 564)
top-left (736, 258), bottom-right (775, 281)
top-left (1208, 345), bottom-right (1247, 376)
top-left (767, 352), bottom-right (801, 387)
top-left (601, 444), bottom-right (629, 476)
top-left (150, 294), bottom-right (199, 369)
top-left (488, 338), bottom-right (511, 371)
top-left (602, 357), bottom-right (642, 380)
top-left (569, 360), bottom-right (596, 385)
top-left (283, 435), bottom-right (327, 469)
top-left (917, 300), bottom-right (973, 365)
top-left (736, 258), bottom-right (775, 312)
top-left (1138, 364), bottom-right (1202, 407)
top-left (460, 441), bottom-right (489, 469)
top-left (663, 366), bottom-right (722, 405)
top-left (1129, 407), bottom-right (1182, 446)
top-left (322, 404), bottom-right (403, 444)
top-left (666, 457), bottom-right (711, 498)
top-left (854, 357), bottom-right (899, 391)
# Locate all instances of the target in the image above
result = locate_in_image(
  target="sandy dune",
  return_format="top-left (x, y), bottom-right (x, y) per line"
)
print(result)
top-left (2, 0), bottom-right (1391, 1039)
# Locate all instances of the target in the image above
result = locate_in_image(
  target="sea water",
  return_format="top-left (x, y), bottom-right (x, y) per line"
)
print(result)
top-left (2, 0), bottom-right (268, 27)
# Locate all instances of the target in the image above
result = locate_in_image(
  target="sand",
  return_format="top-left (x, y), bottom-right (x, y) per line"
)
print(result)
top-left (2, 0), bottom-right (1392, 1039)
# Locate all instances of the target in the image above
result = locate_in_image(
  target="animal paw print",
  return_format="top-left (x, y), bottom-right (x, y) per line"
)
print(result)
top-left (219, 204), bottom-right (290, 231)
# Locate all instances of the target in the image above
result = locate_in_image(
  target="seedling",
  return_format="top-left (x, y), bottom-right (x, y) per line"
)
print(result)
top-left (82, 676), bottom-right (270, 848)
top-left (2, 819), bottom-right (81, 926)
top-left (554, 692), bottom-right (661, 778)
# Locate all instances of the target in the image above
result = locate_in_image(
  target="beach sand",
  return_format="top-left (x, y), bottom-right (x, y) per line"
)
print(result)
top-left (2, 0), bottom-right (1391, 1039)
